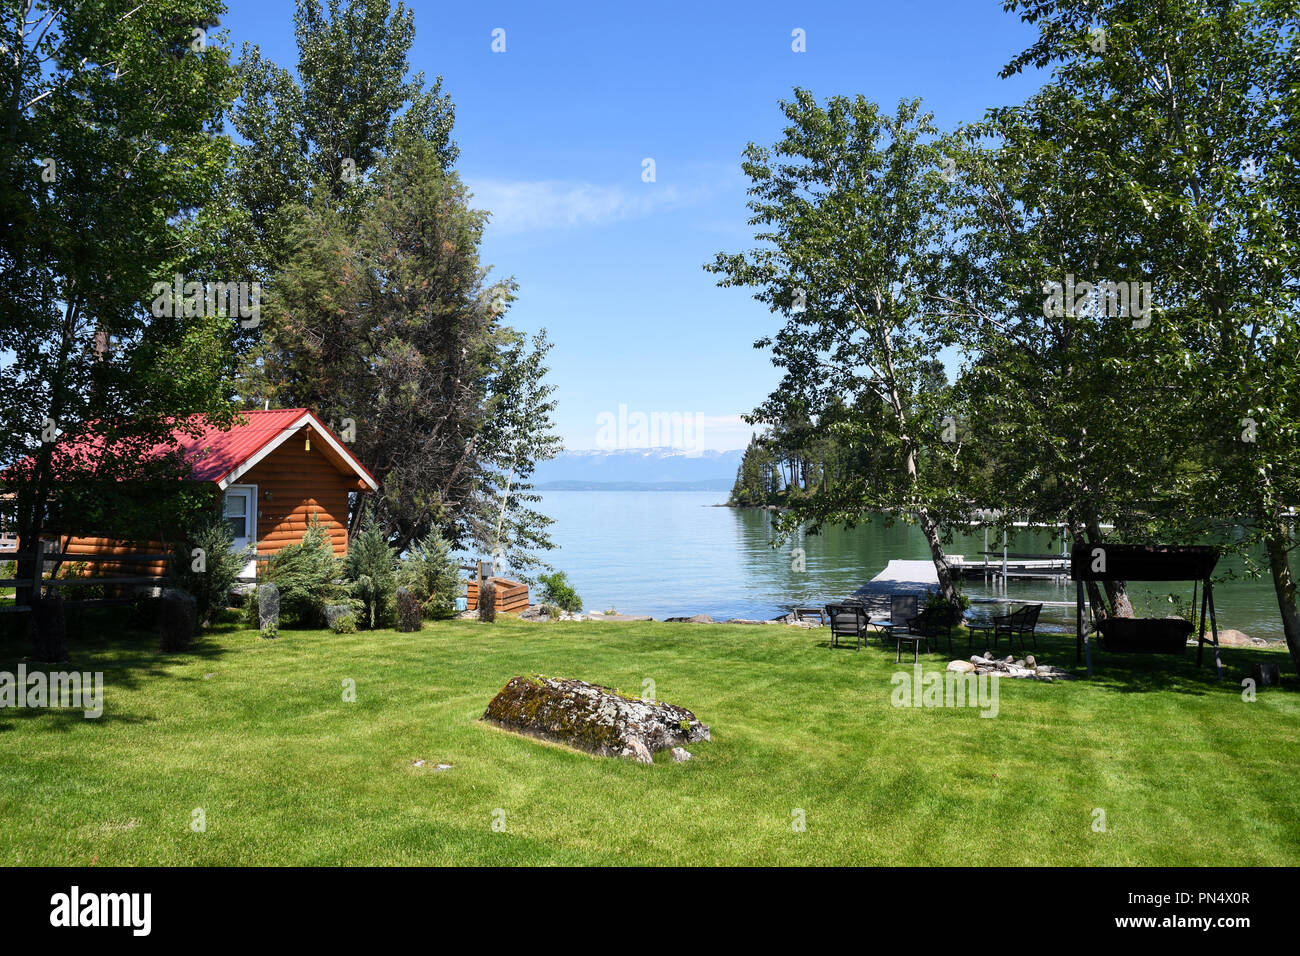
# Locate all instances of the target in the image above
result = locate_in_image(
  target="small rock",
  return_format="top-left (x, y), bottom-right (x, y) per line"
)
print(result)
top-left (1215, 628), bottom-right (1258, 647)
top-left (671, 747), bottom-right (692, 762)
top-left (1026, 655), bottom-right (1037, 668)
top-left (203, 673), bottom-right (215, 680)
top-left (412, 759), bottom-right (426, 767)
top-left (624, 737), bottom-right (653, 764)
top-left (947, 660), bottom-right (977, 673)
top-left (1004, 655), bottom-right (1015, 664)
top-left (434, 763), bottom-right (453, 771)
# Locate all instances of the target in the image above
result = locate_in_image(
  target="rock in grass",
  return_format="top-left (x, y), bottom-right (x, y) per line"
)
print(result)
top-left (1251, 662), bottom-right (1282, 687)
top-left (482, 675), bottom-right (710, 763)
top-left (395, 587), bottom-right (422, 633)
top-left (158, 588), bottom-right (198, 651)
top-left (257, 582), bottom-right (280, 639)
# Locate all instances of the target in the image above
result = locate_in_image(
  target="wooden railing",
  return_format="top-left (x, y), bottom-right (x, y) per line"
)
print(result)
top-left (0, 547), bottom-right (173, 613)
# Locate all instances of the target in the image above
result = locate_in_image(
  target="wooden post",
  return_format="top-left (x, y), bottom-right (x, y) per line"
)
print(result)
top-left (476, 560), bottom-right (483, 610)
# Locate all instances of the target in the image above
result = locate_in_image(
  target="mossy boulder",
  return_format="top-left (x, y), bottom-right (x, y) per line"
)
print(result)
top-left (482, 675), bottom-right (710, 763)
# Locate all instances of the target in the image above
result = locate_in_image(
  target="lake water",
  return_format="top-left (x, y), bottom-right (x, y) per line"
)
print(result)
top-left (530, 490), bottom-right (1286, 640)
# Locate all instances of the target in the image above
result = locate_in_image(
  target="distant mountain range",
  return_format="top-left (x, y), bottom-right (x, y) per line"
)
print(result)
top-left (530, 448), bottom-right (742, 491)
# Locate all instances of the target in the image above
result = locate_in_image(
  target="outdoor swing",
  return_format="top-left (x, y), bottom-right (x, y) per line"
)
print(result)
top-left (1070, 543), bottom-right (1223, 680)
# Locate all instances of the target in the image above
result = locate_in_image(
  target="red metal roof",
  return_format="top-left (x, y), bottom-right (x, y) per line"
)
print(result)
top-left (8, 409), bottom-right (379, 489)
top-left (178, 409), bottom-right (317, 483)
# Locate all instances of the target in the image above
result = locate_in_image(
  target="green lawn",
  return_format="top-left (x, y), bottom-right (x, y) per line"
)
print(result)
top-left (1, 615), bottom-right (1297, 865)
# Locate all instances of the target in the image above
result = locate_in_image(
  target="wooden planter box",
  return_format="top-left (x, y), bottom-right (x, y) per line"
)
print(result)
top-left (466, 576), bottom-right (530, 614)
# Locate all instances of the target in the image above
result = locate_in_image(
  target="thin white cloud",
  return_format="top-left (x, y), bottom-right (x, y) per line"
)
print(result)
top-left (467, 178), bottom-right (708, 235)
top-left (693, 414), bottom-right (761, 452)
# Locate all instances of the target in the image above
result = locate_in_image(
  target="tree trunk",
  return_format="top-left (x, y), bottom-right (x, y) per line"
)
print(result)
top-left (1265, 532), bottom-right (1300, 676)
top-left (1085, 517), bottom-right (1133, 617)
top-left (918, 510), bottom-right (958, 605)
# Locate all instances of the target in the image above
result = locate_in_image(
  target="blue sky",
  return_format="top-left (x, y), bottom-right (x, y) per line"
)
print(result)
top-left (220, 0), bottom-right (1045, 450)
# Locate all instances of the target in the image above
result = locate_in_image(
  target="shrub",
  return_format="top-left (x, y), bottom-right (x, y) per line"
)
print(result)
top-left (396, 531), bottom-right (461, 619)
top-left (242, 587), bottom-right (260, 629)
top-left (479, 579), bottom-right (496, 623)
top-left (395, 586), bottom-right (422, 632)
top-left (325, 603), bottom-right (359, 634)
top-left (263, 516), bottom-right (345, 626)
top-left (171, 510), bottom-right (253, 627)
top-left (343, 514), bottom-right (397, 629)
top-left (537, 571), bottom-right (582, 614)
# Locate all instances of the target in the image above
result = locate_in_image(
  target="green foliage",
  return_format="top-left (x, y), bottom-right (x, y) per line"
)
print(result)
top-left (225, 0), bottom-right (562, 570)
top-left (480, 329), bottom-right (563, 580)
top-left (343, 513), bottom-right (397, 629)
top-left (396, 531), bottom-right (461, 619)
top-left (707, 92), bottom-right (967, 602)
top-left (242, 589), bottom-right (260, 630)
top-left (171, 510), bottom-right (254, 627)
top-left (1, 0), bottom-right (243, 661)
top-left (537, 571), bottom-right (582, 614)
top-left (228, 0), bottom-right (458, 270)
top-left (263, 517), bottom-right (345, 626)
top-left (327, 611), bottom-right (359, 634)
top-left (923, 589), bottom-right (969, 615)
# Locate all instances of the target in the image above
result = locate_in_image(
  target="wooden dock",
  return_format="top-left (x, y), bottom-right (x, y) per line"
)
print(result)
top-left (845, 560), bottom-right (942, 614)
top-left (843, 554), bottom-right (1073, 615)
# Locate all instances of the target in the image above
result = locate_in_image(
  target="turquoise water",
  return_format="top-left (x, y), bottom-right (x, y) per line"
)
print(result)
top-left (529, 491), bottom-right (1285, 640)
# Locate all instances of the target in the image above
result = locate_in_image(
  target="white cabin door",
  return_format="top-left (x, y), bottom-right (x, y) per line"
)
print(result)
top-left (223, 485), bottom-right (258, 578)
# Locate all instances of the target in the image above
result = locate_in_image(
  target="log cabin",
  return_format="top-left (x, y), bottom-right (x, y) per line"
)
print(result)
top-left (44, 409), bottom-right (378, 580)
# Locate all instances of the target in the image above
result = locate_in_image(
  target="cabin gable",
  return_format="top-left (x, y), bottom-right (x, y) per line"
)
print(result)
top-left (240, 429), bottom-right (354, 560)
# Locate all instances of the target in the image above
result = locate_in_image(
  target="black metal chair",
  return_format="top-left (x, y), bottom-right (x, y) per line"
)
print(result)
top-left (870, 594), bottom-right (919, 649)
top-left (825, 604), bottom-right (869, 650)
top-left (992, 603), bottom-right (1043, 653)
top-left (907, 600), bottom-right (964, 654)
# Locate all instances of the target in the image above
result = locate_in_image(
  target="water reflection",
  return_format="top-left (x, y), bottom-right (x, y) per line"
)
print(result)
top-left (532, 491), bottom-right (1283, 640)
